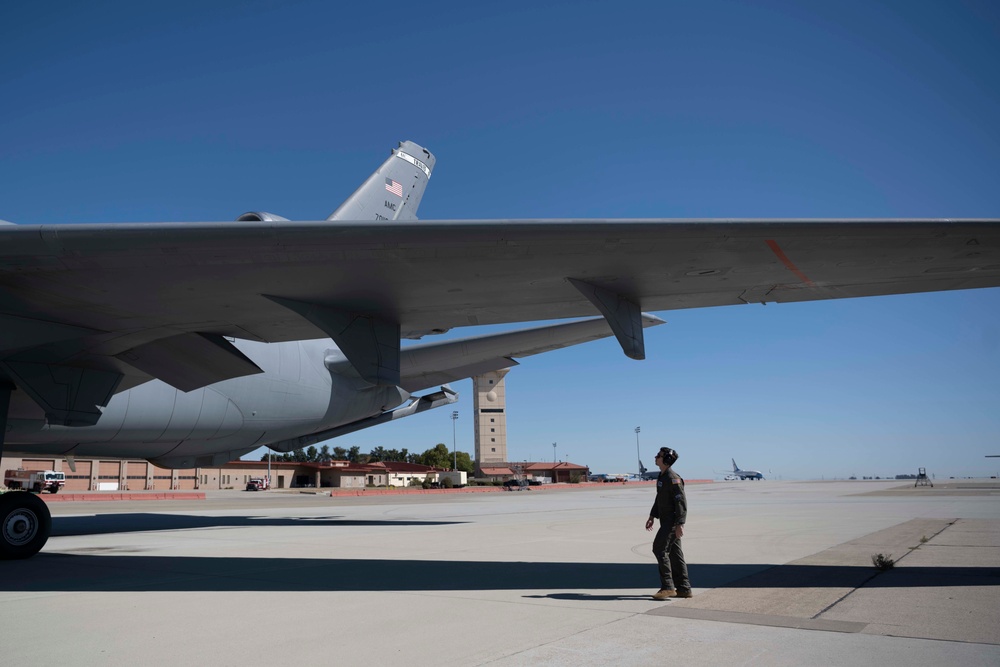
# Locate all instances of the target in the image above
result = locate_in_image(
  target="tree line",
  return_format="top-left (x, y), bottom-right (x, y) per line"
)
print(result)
top-left (260, 443), bottom-right (473, 473)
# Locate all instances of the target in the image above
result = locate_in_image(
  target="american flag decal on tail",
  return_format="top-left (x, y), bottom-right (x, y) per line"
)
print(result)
top-left (385, 178), bottom-right (403, 197)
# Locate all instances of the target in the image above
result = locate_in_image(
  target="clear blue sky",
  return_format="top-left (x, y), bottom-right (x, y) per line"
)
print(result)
top-left (2, 1), bottom-right (998, 479)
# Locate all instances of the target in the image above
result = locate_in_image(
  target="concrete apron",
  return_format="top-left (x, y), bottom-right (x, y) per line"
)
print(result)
top-left (650, 518), bottom-right (1000, 645)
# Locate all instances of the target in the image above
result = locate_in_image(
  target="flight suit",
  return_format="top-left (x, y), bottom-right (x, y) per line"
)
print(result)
top-left (650, 468), bottom-right (690, 592)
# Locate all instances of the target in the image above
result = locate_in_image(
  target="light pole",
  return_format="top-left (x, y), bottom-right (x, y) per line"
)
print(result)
top-left (635, 426), bottom-right (641, 471)
top-left (451, 410), bottom-right (459, 471)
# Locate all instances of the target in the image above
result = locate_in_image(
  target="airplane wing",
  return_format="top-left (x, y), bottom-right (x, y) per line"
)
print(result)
top-left (1, 218), bottom-right (998, 424)
top-left (396, 313), bottom-right (664, 392)
top-left (325, 313), bottom-right (665, 392)
top-left (272, 314), bottom-right (665, 450)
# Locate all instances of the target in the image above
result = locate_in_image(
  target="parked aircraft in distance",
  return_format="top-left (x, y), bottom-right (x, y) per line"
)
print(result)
top-left (637, 457), bottom-right (659, 481)
top-left (1, 140), bottom-right (998, 558)
top-left (589, 473), bottom-right (629, 483)
top-left (730, 459), bottom-right (765, 480)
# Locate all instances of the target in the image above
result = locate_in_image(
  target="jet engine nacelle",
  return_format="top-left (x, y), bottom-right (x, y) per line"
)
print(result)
top-left (235, 212), bottom-right (290, 222)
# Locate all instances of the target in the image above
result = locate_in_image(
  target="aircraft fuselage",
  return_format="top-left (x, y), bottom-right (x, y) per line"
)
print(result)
top-left (6, 339), bottom-right (408, 468)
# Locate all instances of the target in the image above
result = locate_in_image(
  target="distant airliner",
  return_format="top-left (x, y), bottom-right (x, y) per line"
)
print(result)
top-left (730, 459), bottom-right (765, 480)
top-left (637, 457), bottom-right (658, 480)
top-left (1, 140), bottom-right (998, 558)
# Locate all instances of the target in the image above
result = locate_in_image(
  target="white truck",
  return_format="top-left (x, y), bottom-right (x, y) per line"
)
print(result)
top-left (434, 471), bottom-right (467, 488)
top-left (4, 469), bottom-right (66, 494)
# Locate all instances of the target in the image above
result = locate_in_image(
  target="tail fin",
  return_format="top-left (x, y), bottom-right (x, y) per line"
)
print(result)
top-left (732, 458), bottom-right (738, 472)
top-left (328, 140), bottom-right (435, 222)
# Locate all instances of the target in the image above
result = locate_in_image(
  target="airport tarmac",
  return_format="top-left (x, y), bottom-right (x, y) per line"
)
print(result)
top-left (3, 480), bottom-right (998, 666)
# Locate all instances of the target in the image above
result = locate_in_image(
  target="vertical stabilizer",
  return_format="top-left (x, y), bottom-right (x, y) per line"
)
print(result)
top-left (328, 140), bottom-right (435, 222)
top-left (732, 458), bottom-right (738, 472)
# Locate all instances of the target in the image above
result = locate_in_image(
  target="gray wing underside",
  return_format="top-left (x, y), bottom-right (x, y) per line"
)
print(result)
top-left (397, 313), bottom-right (664, 392)
top-left (274, 313), bottom-right (665, 450)
top-left (326, 313), bottom-right (665, 393)
top-left (0, 218), bottom-right (998, 417)
top-left (3, 219), bottom-right (997, 337)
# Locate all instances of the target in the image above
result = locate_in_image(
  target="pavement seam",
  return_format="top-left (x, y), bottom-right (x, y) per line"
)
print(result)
top-left (809, 569), bottom-right (882, 620)
top-left (811, 518), bottom-right (956, 620)
top-left (646, 605), bottom-right (867, 633)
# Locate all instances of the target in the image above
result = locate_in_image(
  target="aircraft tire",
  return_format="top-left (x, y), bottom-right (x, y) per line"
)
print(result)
top-left (0, 491), bottom-right (51, 559)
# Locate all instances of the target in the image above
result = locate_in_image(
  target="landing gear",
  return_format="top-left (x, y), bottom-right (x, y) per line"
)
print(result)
top-left (0, 491), bottom-right (51, 559)
top-left (0, 380), bottom-right (50, 559)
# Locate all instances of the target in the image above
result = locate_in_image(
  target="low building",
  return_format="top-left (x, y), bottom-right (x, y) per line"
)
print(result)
top-left (476, 461), bottom-right (589, 484)
top-left (2, 454), bottom-right (200, 491)
top-left (0, 455), bottom-right (449, 491)
top-left (478, 465), bottom-right (516, 481)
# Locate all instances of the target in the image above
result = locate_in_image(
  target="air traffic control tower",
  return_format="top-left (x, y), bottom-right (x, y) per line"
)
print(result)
top-left (473, 369), bottom-right (510, 469)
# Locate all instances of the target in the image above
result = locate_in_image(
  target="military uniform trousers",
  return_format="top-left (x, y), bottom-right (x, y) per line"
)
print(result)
top-left (651, 522), bottom-right (690, 592)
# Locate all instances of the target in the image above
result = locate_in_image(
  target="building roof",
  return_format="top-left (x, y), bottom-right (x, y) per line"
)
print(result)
top-left (226, 460), bottom-right (352, 469)
top-left (479, 467), bottom-right (515, 476)
top-left (523, 461), bottom-right (588, 471)
top-left (225, 459), bottom-right (445, 473)
top-left (380, 461), bottom-right (445, 473)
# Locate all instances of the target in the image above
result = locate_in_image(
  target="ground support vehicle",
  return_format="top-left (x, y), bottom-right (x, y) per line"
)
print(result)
top-left (4, 469), bottom-right (66, 494)
top-left (245, 477), bottom-right (270, 491)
